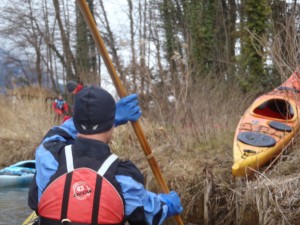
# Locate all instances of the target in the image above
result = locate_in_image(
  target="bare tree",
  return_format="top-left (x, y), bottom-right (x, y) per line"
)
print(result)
top-left (127, 0), bottom-right (137, 92)
top-left (96, 0), bottom-right (125, 87)
top-left (139, 0), bottom-right (148, 97)
top-left (0, 0), bottom-right (80, 91)
top-left (52, 0), bottom-right (77, 81)
top-left (0, 0), bottom-right (45, 87)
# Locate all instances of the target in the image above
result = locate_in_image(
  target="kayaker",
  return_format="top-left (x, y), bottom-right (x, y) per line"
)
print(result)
top-left (52, 94), bottom-right (69, 121)
top-left (66, 80), bottom-right (84, 95)
top-left (28, 86), bottom-right (183, 225)
top-left (63, 80), bottom-right (84, 121)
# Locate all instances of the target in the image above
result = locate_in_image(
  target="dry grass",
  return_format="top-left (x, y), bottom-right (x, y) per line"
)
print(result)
top-left (1, 83), bottom-right (300, 224)
top-left (0, 93), bottom-right (57, 167)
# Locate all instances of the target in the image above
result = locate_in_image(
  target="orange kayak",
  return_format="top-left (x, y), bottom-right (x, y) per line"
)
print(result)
top-left (232, 71), bottom-right (300, 177)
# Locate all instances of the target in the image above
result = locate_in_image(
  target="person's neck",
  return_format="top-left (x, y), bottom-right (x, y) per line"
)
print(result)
top-left (77, 133), bottom-right (109, 143)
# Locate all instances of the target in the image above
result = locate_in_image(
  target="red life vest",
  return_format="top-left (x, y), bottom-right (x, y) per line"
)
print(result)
top-left (38, 145), bottom-right (125, 225)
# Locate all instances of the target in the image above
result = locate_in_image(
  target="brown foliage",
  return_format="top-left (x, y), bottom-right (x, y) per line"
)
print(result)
top-left (1, 80), bottom-right (300, 224)
top-left (6, 86), bottom-right (56, 101)
top-left (0, 92), bottom-right (57, 167)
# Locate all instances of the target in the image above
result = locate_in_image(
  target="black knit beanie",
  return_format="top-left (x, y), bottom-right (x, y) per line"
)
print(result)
top-left (73, 86), bottom-right (116, 134)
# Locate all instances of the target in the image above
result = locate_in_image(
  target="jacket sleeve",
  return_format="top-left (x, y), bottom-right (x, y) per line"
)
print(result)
top-left (115, 161), bottom-right (168, 225)
top-left (28, 118), bottom-right (77, 210)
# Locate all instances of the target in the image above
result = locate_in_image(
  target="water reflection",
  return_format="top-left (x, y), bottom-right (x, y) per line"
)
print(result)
top-left (0, 187), bottom-right (32, 225)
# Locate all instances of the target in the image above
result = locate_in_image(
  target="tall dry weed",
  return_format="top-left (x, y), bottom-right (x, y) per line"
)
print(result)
top-left (110, 77), bottom-right (257, 224)
top-left (0, 94), bottom-right (57, 166)
top-left (1, 78), bottom-right (300, 224)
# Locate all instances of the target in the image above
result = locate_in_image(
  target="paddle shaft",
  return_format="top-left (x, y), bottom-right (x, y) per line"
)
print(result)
top-left (76, 1), bottom-right (184, 225)
top-left (22, 211), bottom-right (37, 225)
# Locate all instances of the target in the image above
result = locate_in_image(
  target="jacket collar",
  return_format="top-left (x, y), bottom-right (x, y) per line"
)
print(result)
top-left (72, 137), bottom-right (111, 160)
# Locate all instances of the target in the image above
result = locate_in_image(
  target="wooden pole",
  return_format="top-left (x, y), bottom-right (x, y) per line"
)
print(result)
top-left (76, 1), bottom-right (184, 225)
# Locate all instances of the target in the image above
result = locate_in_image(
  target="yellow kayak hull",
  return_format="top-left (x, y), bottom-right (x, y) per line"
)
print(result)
top-left (232, 71), bottom-right (300, 177)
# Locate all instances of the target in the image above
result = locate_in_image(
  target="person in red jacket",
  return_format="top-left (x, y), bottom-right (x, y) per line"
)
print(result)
top-left (65, 80), bottom-right (84, 122)
top-left (52, 94), bottom-right (69, 121)
top-left (66, 80), bottom-right (84, 95)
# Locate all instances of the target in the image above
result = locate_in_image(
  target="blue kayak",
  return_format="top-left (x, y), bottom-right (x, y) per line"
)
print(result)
top-left (0, 160), bottom-right (35, 188)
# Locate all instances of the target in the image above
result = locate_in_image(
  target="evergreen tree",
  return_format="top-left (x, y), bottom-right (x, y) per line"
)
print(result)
top-left (182, 0), bottom-right (217, 79)
top-left (239, 0), bottom-right (271, 92)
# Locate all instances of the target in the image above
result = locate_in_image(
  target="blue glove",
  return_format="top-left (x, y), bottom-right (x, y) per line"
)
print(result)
top-left (115, 94), bottom-right (142, 126)
top-left (158, 191), bottom-right (183, 217)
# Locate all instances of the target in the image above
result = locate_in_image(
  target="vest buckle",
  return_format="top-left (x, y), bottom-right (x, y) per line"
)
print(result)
top-left (61, 218), bottom-right (71, 224)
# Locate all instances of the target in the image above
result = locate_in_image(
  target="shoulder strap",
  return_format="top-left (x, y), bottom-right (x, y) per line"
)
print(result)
top-left (64, 145), bottom-right (74, 172)
top-left (64, 145), bottom-right (118, 176)
top-left (97, 154), bottom-right (118, 176)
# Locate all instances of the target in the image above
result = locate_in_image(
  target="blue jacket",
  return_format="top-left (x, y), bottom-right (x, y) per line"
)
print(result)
top-left (28, 118), bottom-right (168, 225)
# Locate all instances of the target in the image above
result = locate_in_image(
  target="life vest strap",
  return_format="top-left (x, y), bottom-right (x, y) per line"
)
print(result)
top-left (61, 172), bottom-right (73, 221)
top-left (97, 154), bottom-right (118, 176)
top-left (65, 145), bottom-right (74, 172)
top-left (65, 145), bottom-right (118, 176)
top-left (39, 216), bottom-right (123, 225)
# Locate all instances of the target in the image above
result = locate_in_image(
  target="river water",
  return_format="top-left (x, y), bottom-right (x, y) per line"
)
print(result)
top-left (0, 187), bottom-right (32, 225)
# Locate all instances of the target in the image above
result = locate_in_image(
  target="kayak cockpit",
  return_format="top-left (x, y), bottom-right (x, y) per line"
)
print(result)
top-left (0, 160), bottom-right (36, 176)
top-left (252, 98), bottom-right (294, 120)
top-left (13, 161), bottom-right (36, 169)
